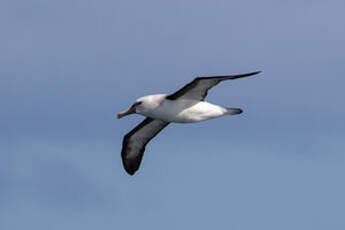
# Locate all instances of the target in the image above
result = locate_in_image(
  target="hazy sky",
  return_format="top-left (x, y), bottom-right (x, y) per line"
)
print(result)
top-left (1, 0), bottom-right (345, 229)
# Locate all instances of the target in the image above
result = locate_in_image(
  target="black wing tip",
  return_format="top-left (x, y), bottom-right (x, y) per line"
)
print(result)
top-left (121, 147), bottom-right (139, 176)
top-left (197, 70), bottom-right (262, 79)
top-left (122, 156), bottom-right (140, 175)
top-left (247, 70), bottom-right (262, 76)
top-left (122, 154), bottom-right (140, 176)
top-left (124, 168), bottom-right (136, 175)
top-left (249, 70), bottom-right (262, 75)
top-left (236, 70), bottom-right (262, 78)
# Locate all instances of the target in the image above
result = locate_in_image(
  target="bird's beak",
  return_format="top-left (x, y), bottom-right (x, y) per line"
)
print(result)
top-left (117, 106), bottom-right (136, 119)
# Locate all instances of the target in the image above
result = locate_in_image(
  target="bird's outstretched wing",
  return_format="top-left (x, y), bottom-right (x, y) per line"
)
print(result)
top-left (166, 71), bottom-right (261, 101)
top-left (121, 118), bottom-right (169, 175)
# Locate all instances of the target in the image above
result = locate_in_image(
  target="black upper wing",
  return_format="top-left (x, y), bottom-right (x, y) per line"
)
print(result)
top-left (121, 118), bottom-right (169, 175)
top-left (166, 71), bottom-right (261, 101)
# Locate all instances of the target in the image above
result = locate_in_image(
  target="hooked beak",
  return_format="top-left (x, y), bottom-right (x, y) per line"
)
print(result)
top-left (117, 106), bottom-right (136, 119)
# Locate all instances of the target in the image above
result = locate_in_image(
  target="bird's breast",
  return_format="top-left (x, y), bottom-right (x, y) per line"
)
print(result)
top-left (143, 99), bottom-right (227, 123)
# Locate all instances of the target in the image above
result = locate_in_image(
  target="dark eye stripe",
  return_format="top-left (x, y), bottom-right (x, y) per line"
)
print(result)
top-left (134, 101), bottom-right (142, 106)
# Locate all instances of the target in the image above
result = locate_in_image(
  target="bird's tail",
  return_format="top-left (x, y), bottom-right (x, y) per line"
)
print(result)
top-left (225, 108), bottom-right (243, 115)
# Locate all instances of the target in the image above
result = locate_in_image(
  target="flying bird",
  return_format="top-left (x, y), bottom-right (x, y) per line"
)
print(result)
top-left (118, 71), bottom-right (261, 175)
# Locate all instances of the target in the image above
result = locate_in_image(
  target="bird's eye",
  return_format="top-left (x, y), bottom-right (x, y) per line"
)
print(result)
top-left (134, 101), bottom-right (142, 106)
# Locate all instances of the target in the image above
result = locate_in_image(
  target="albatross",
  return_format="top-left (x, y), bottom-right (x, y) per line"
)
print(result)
top-left (118, 71), bottom-right (261, 175)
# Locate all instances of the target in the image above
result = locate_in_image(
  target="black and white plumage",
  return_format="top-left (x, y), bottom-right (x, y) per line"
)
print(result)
top-left (118, 71), bottom-right (261, 175)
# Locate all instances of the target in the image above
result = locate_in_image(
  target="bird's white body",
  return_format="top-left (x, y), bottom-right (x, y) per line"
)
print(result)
top-left (136, 94), bottom-right (231, 123)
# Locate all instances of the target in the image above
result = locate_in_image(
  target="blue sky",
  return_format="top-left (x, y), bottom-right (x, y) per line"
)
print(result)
top-left (1, 0), bottom-right (345, 229)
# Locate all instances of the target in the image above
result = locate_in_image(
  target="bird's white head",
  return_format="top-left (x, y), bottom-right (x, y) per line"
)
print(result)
top-left (117, 94), bottom-right (166, 119)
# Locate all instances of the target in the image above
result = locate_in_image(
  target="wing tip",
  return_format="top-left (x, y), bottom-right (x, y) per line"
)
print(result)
top-left (125, 168), bottom-right (136, 175)
top-left (122, 157), bottom-right (139, 175)
top-left (122, 156), bottom-right (140, 176)
top-left (197, 70), bottom-right (262, 79)
top-left (121, 147), bottom-right (140, 176)
top-left (246, 70), bottom-right (262, 76)
top-left (230, 70), bottom-right (262, 79)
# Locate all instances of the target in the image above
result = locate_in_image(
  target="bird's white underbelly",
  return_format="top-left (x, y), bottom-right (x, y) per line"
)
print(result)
top-left (144, 99), bottom-right (228, 123)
